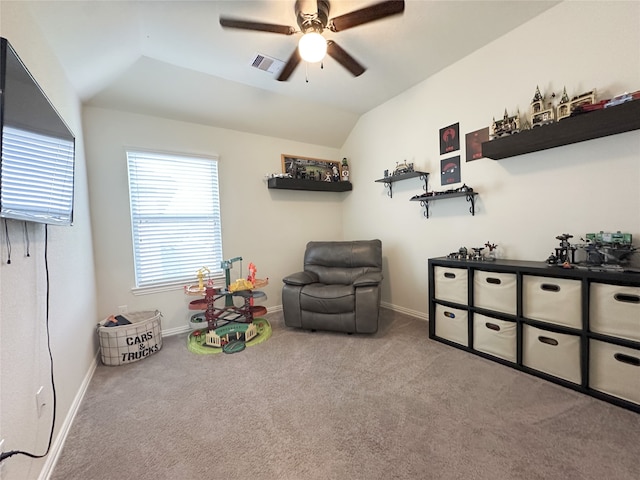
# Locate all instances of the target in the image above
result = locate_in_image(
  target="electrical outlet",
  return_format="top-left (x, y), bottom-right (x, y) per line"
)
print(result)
top-left (118, 305), bottom-right (128, 314)
top-left (36, 386), bottom-right (45, 418)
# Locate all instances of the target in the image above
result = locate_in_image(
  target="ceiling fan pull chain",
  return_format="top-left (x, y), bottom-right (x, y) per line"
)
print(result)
top-left (305, 62), bottom-right (309, 83)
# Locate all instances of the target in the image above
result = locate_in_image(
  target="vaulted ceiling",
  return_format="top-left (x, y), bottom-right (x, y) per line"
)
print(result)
top-left (23, 0), bottom-right (560, 147)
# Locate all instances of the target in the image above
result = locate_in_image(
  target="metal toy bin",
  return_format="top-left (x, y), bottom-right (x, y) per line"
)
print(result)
top-left (97, 310), bottom-right (162, 366)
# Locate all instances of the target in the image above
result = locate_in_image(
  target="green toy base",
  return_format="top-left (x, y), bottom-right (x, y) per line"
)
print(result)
top-left (187, 318), bottom-right (272, 355)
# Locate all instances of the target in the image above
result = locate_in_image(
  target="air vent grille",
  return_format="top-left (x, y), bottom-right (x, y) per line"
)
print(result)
top-left (249, 53), bottom-right (285, 75)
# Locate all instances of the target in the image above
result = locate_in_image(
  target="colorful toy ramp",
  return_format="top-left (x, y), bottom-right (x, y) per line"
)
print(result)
top-left (187, 318), bottom-right (271, 355)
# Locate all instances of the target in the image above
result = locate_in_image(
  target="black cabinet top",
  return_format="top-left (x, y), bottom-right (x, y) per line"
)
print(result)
top-left (429, 256), bottom-right (640, 284)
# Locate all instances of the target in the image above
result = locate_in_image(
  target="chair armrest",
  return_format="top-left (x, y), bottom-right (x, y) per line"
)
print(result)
top-left (283, 271), bottom-right (319, 286)
top-left (353, 272), bottom-right (383, 287)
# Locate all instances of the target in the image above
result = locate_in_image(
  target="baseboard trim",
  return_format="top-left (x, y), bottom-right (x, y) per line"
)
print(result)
top-left (380, 302), bottom-right (428, 321)
top-left (39, 351), bottom-right (99, 480)
top-left (162, 325), bottom-right (191, 337)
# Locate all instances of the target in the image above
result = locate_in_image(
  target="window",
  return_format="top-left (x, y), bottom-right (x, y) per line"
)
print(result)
top-left (126, 150), bottom-right (223, 289)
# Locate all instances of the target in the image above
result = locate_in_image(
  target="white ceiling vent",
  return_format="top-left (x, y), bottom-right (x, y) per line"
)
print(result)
top-left (249, 53), bottom-right (285, 76)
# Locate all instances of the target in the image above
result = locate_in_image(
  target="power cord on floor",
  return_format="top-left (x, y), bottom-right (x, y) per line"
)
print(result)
top-left (0, 224), bottom-right (57, 463)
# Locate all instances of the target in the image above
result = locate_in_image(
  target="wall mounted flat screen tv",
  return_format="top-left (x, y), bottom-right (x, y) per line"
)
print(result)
top-left (0, 37), bottom-right (75, 225)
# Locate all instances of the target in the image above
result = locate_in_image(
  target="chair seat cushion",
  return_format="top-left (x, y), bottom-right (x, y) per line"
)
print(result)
top-left (300, 284), bottom-right (354, 313)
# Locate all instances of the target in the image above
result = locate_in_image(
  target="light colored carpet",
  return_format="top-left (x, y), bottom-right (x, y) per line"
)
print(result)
top-left (51, 309), bottom-right (640, 480)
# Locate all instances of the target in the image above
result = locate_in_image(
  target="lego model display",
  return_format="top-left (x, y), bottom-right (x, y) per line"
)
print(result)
top-left (409, 183), bottom-right (478, 218)
top-left (546, 231), bottom-right (637, 270)
top-left (490, 109), bottom-right (521, 140)
top-left (445, 242), bottom-right (497, 262)
top-left (411, 183), bottom-right (473, 199)
top-left (387, 160), bottom-right (414, 177)
top-left (530, 86), bottom-right (557, 128)
top-left (488, 85), bottom-right (639, 149)
top-left (577, 231), bottom-right (637, 268)
top-left (546, 233), bottom-right (578, 267)
top-left (281, 154), bottom-right (342, 182)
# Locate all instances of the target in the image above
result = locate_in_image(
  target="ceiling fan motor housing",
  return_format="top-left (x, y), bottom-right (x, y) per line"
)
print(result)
top-left (296, 0), bottom-right (330, 33)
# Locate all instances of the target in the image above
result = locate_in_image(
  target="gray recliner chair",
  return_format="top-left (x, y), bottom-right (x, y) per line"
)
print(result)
top-left (282, 240), bottom-right (383, 333)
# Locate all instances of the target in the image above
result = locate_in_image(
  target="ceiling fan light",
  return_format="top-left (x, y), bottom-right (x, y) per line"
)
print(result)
top-left (298, 32), bottom-right (327, 63)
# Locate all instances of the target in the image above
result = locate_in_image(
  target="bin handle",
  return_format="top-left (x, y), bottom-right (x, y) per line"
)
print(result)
top-left (613, 353), bottom-right (640, 366)
top-left (613, 293), bottom-right (640, 304)
top-left (541, 283), bottom-right (560, 292)
top-left (538, 336), bottom-right (558, 346)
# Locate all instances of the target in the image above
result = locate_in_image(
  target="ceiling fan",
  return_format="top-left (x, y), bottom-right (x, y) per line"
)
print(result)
top-left (219, 0), bottom-right (405, 81)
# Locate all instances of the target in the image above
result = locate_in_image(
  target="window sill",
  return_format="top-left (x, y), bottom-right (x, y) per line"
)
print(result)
top-left (131, 276), bottom-right (226, 296)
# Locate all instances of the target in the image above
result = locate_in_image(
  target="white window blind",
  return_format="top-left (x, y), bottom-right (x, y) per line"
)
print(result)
top-left (1, 125), bottom-right (75, 224)
top-left (126, 151), bottom-right (223, 288)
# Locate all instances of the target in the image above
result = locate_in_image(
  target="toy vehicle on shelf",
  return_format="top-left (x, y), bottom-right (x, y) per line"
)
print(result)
top-left (604, 91), bottom-right (640, 108)
top-left (393, 161), bottom-right (414, 176)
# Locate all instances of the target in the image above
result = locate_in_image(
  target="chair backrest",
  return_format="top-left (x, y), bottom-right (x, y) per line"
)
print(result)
top-left (303, 240), bottom-right (382, 285)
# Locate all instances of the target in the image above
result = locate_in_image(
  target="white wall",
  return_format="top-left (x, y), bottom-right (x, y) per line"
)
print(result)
top-left (0, 3), bottom-right (98, 480)
top-left (82, 107), bottom-right (343, 331)
top-left (340, 0), bottom-right (640, 316)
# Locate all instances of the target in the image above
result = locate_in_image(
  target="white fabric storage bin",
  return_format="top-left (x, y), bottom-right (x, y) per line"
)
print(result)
top-left (523, 275), bottom-right (582, 328)
top-left (522, 324), bottom-right (581, 384)
top-left (473, 313), bottom-right (516, 363)
top-left (473, 270), bottom-right (517, 315)
top-left (589, 283), bottom-right (640, 342)
top-left (589, 339), bottom-right (640, 405)
top-left (433, 266), bottom-right (468, 305)
top-left (97, 310), bottom-right (162, 366)
top-left (434, 303), bottom-right (468, 346)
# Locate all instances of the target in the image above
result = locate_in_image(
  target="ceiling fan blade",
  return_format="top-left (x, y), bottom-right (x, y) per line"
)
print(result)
top-left (277, 48), bottom-right (302, 81)
top-left (329, 0), bottom-right (405, 32)
top-left (326, 40), bottom-right (365, 77)
top-left (220, 17), bottom-right (296, 35)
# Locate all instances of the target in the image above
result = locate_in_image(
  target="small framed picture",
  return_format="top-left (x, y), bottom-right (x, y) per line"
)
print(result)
top-left (281, 154), bottom-right (341, 182)
top-left (440, 123), bottom-right (460, 154)
top-left (441, 156), bottom-right (461, 185)
top-left (465, 127), bottom-right (489, 161)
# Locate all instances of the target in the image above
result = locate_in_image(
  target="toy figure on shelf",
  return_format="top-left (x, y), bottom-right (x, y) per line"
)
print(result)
top-left (341, 158), bottom-right (350, 182)
top-left (471, 247), bottom-right (484, 261)
top-left (484, 241), bottom-right (498, 260)
top-left (547, 233), bottom-right (577, 268)
top-left (332, 165), bottom-right (340, 182)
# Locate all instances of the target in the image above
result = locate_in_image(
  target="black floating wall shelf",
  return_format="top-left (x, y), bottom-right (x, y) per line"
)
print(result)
top-left (375, 171), bottom-right (429, 198)
top-left (482, 100), bottom-right (640, 160)
top-left (267, 177), bottom-right (352, 192)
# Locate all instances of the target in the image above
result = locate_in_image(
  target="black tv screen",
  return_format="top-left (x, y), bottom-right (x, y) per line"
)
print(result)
top-left (0, 37), bottom-right (75, 225)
